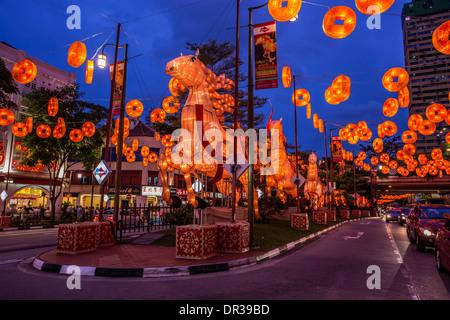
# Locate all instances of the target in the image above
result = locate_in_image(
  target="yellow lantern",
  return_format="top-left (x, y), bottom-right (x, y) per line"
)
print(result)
top-left (150, 108), bottom-right (166, 123)
top-left (85, 60), bottom-right (94, 84)
top-left (292, 88), bottom-right (310, 107)
top-left (355, 0), bottom-right (394, 15)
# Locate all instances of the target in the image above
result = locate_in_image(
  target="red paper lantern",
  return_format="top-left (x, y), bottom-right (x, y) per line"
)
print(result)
top-left (268, 0), bottom-right (302, 22)
top-left (322, 6), bottom-right (356, 39)
top-left (67, 41), bottom-right (87, 68)
top-left (12, 60), bottom-right (37, 84)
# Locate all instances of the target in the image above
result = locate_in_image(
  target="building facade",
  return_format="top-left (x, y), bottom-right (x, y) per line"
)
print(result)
top-left (402, 1), bottom-right (450, 153)
top-left (0, 42), bottom-right (76, 215)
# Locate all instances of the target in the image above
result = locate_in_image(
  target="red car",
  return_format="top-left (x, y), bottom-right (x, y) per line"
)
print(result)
top-left (406, 205), bottom-right (450, 252)
top-left (435, 219), bottom-right (450, 273)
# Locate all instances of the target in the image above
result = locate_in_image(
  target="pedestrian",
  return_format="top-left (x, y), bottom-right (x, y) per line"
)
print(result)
top-left (77, 205), bottom-right (83, 222)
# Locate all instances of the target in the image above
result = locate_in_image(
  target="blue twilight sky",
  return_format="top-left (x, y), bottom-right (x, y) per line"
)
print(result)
top-left (0, 0), bottom-right (411, 158)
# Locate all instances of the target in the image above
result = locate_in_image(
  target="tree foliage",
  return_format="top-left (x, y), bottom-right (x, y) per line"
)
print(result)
top-left (20, 84), bottom-right (108, 220)
top-left (0, 58), bottom-right (19, 110)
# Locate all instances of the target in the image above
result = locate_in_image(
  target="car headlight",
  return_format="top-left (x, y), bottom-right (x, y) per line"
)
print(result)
top-left (420, 228), bottom-right (434, 237)
top-left (387, 214), bottom-right (391, 218)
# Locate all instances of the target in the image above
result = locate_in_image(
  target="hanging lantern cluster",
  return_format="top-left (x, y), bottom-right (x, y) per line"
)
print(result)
top-left (325, 75), bottom-right (351, 105)
top-left (339, 121), bottom-right (371, 145)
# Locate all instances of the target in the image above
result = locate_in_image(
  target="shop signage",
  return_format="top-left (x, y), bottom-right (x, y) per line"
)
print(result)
top-left (108, 185), bottom-right (140, 195)
top-left (142, 186), bottom-right (163, 197)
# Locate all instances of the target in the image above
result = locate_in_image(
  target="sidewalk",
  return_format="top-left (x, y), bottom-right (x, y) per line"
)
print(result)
top-left (32, 217), bottom-right (378, 278)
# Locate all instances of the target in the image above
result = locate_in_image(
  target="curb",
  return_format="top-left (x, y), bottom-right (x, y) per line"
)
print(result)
top-left (32, 217), bottom-right (380, 278)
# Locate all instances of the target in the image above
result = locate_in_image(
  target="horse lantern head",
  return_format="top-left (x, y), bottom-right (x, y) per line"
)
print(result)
top-left (308, 153), bottom-right (317, 164)
top-left (165, 48), bottom-right (204, 87)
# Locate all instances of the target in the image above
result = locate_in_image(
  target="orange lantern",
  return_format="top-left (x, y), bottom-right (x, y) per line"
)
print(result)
top-left (169, 77), bottom-right (185, 97)
top-left (401, 130), bottom-right (417, 144)
top-left (306, 103), bottom-right (311, 119)
top-left (426, 103), bottom-right (447, 123)
top-left (115, 117), bottom-right (130, 130)
top-left (148, 153), bottom-right (158, 163)
top-left (126, 153), bottom-right (136, 163)
top-left (12, 122), bottom-right (28, 137)
top-left (389, 160), bottom-right (398, 169)
top-left (53, 118), bottom-right (66, 139)
top-left (268, 0), bottom-right (302, 22)
top-left (381, 165), bottom-right (390, 174)
top-left (403, 143), bottom-right (416, 156)
top-left (431, 148), bottom-right (443, 160)
top-left (322, 6), bottom-right (356, 39)
top-left (418, 120), bottom-right (436, 136)
top-left (348, 134), bottom-right (359, 145)
top-left (143, 157), bottom-right (149, 166)
top-left (48, 97), bottom-right (58, 117)
top-left (446, 132), bottom-right (450, 144)
top-left (382, 67), bottom-right (409, 92)
top-left (132, 139), bottom-right (139, 152)
top-left (371, 156), bottom-right (379, 165)
top-left (69, 129), bottom-right (84, 142)
top-left (377, 124), bottom-right (385, 138)
top-left (432, 21), bottom-right (450, 55)
top-left (0, 109), bottom-right (15, 126)
top-left (111, 134), bottom-right (118, 146)
top-left (85, 60), bottom-right (94, 84)
top-left (292, 88), bottom-right (310, 107)
top-left (282, 66), bottom-right (291, 88)
top-left (382, 98), bottom-right (399, 117)
top-left (36, 124), bottom-right (51, 138)
top-left (325, 87), bottom-right (340, 105)
top-left (398, 86), bottom-right (410, 108)
top-left (81, 122), bottom-right (95, 137)
top-left (162, 96), bottom-right (180, 114)
top-left (161, 134), bottom-right (174, 147)
top-left (355, 0), bottom-right (394, 15)
top-left (141, 146), bottom-right (150, 157)
top-left (373, 138), bottom-right (383, 153)
top-left (396, 150), bottom-right (405, 161)
top-left (380, 153), bottom-right (389, 164)
top-left (382, 121), bottom-right (397, 136)
top-left (150, 108), bottom-right (166, 123)
top-left (318, 119), bottom-right (324, 133)
top-left (360, 128), bottom-right (372, 141)
top-left (67, 41), bottom-right (87, 68)
top-left (331, 75), bottom-right (351, 102)
top-left (313, 114), bottom-right (319, 128)
top-left (12, 60), bottom-right (37, 84)
top-left (408, 114), bottom-right (423, 131)
top-left (358, 151), bottom-right (366, 160)
top-left (26, 117), bottom-right (33, 133)
top-left (418, 154), bottom-right (428, 165)
top-left (126, 99), bottom-right (144, 118)
top-left (165, 147), bottom-right (172, 157)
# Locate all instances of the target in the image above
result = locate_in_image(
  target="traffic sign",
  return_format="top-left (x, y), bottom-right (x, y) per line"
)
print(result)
top-left (290, 173), bottom-right (306, 187)
top-left (0, 190), bottom-right (8, 201)
top-left (93, 160), bottom-right (112, 185)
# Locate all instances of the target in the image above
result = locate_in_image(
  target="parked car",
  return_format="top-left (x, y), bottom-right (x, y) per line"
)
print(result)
top-left (406, 205), bottom-right (450, 252)
top-left (435, 219), bottom-right (450, 273)
top-left (398, 207), bottom-right (411, 226)
top-left (385, 208), bottom-right (400, 223)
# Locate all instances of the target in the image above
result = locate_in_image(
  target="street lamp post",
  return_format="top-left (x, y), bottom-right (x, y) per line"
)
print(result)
top-left (96, 24), bottom-right (129, 223)
top-left (293, 75), bottom-right (300, 214)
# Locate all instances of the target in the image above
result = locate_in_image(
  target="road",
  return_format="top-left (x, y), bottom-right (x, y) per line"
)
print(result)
top-left (0, 219), bottom-right (449, 305)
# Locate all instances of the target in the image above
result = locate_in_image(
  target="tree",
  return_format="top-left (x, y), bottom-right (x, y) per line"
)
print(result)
top-left (20, 84), bottom-right (108, 221)
top-left (359, 135), bottom-right (402, 159)
top-left (0, 58), bottom-right (19, 110)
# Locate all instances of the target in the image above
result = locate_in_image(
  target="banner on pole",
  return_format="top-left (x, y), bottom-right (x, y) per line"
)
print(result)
top-left (331, 136), bottom-right (343, 163)
top-left (110, 61), bottom-right (124, 116)
top-left (254, 21), bottom-right (278, 90)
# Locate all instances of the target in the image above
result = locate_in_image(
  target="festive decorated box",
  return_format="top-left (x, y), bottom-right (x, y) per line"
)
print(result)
top-left (352, 209), bottom-right (361, 218)
top-left (97, 221), bottom-right (116, 247)
top-left (216, 221), bottom-right (250, 253)
top-left (340, 209), bottom-right (350, 219)
top-left (313, 211), bottom-right (327, 225)
top-left (0, 216), bottom-right (11, 228)
top-left (176, 224), bottom-right (216, 260)
top-left (57, 222), bottom-right (98, 254)
top-left (362, 210), bottom-right (370, 217)
top-left (290, 213), bottom-right (309, 230)
top-left (327, 210), bottom-right (336, 222)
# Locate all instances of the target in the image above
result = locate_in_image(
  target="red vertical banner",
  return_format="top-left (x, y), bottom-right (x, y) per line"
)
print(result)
top-left (110, 61), bottom-right (124, 116)
top-left (254, 21), bottom-right (278, 90)
top-left (331, 136), bottom-right (343, 163)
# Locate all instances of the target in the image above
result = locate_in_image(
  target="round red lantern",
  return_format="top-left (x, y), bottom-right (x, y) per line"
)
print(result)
top-left (12, 60), bottom-right (37, 84)
top-left (322, 6), bottom-right (356, 39)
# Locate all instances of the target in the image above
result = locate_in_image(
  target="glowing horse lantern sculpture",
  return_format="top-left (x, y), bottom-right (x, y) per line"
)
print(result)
top-left (157, 50), bottom-right (255, 214)
top-left (264, 118), bottom-right (298, 202)
top-left (304, 153), bottom-right (324, 210)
